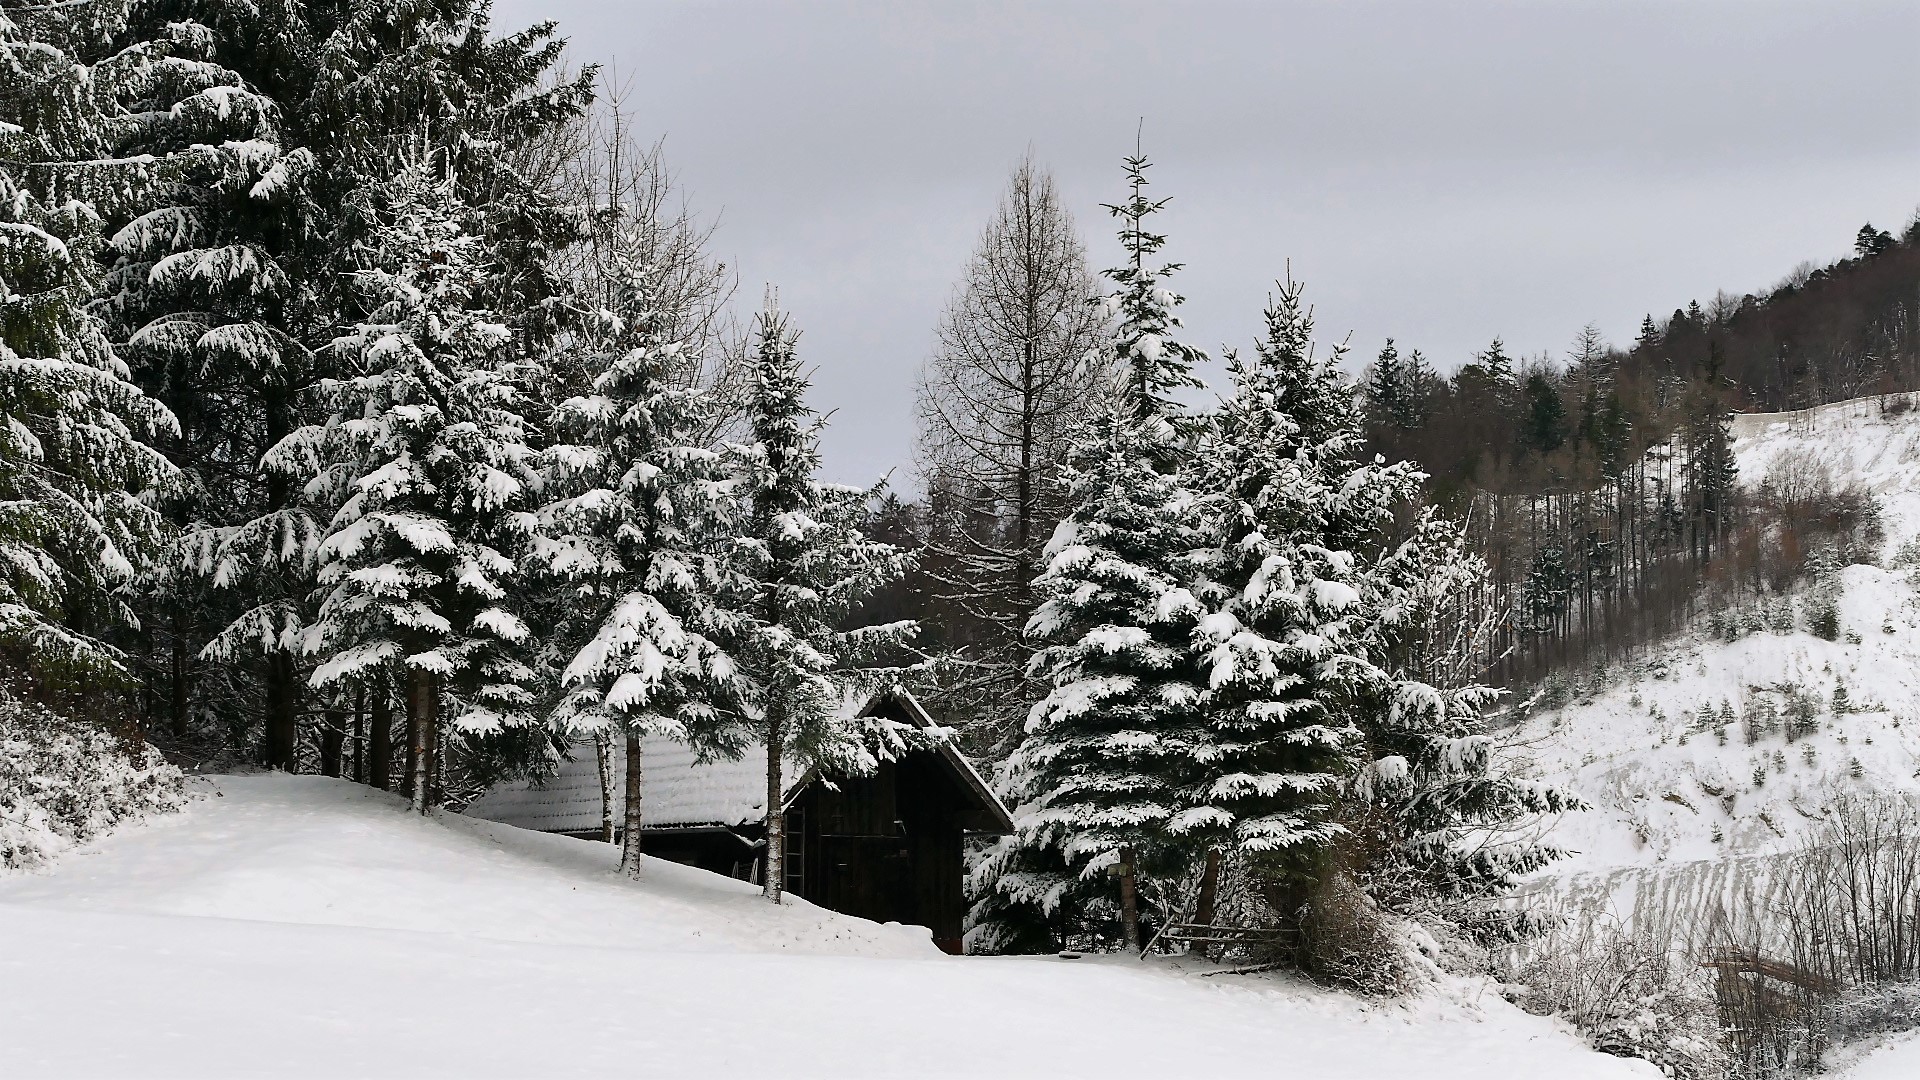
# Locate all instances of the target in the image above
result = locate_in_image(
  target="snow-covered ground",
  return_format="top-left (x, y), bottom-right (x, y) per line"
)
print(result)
top-left (0, 774), bottom-right (1652, 1079)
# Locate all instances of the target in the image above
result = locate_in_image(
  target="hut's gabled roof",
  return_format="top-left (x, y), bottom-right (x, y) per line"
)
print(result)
top-left (464, 688), bottom-right (1013, 835)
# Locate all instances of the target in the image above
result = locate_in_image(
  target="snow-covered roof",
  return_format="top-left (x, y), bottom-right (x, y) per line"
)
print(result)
top-left (466, 737), bottom-right (774, 833)
top-left (464, 688), bottom-right (1013, 835)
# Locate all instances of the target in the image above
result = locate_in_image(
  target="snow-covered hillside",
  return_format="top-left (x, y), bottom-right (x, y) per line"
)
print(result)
top-left (0, 774), bottom-right (1654, 1079)
top-left (1520, 395), bottom-right (1920, 912)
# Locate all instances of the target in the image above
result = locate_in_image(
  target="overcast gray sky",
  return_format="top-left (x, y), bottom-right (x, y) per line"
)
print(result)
top-left (496, 0), bottom-right (1920, 486)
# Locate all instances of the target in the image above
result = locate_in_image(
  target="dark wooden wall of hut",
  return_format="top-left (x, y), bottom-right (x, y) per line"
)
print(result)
top-left (788, 751), bottom-right (967, 953)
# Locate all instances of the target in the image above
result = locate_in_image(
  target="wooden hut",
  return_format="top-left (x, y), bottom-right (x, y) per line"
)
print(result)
top-left (466, 689), bottom-right (1012, 954)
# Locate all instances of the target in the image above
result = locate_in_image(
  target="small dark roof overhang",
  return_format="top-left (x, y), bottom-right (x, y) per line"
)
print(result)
top-left (785, 686), bottom-right (1015, 835)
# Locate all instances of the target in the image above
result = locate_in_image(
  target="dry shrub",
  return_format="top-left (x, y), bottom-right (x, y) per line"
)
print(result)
top-left (1289, 865), bottom-right (1418, 997)
top-left (1198, 851), bottom-right (1419, 996)
top-left (1516, 915), bottom-right (1731, 1079)
top-left (1758, 449), bottom-right (1885, 568)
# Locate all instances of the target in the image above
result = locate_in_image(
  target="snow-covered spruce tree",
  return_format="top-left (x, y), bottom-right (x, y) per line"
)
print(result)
top-left (99, 0), bottom-right (590, 769)
top-left (93, 9), bottom-right (322, 765)
top-left (0, 7), bottom-right (179, 700)
top-left (737, 307), bottom-right (917, 903)
top-left (1350, 510), bottom-right (1577, 942)
top-left (1180, 277), bottom-right (1422, 931)
top-left (275, 158), bottom-right (541, 813)
top-left (539, 255), bottom-right (751, 877)
top-left (988, 154), bottom-right (1211, 953)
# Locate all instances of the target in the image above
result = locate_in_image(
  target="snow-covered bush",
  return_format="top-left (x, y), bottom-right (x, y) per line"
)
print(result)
top-left (0, 694), bottom-right (187, 870)
top-left (1516, 917), bottom-right (1731, 1080)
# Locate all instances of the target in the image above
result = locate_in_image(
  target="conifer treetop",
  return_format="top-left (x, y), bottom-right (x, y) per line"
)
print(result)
top-left (1093, 154), bottom-right (1206, 438)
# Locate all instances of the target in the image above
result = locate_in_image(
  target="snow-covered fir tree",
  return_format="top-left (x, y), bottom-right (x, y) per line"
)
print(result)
top-left (95, 9), bottom-right (323, 763)
top-left (736, 307), bottom-right (917, 902)
top-left (995, 154), bottom-right (1211, 952)
top-left (275, 158), bottom-right (541, 812)
top-left (1179, 278), bottom-right (1419, 916)
top-left (539, 253), bottom-right (750, 876)
top-left (97, 0), bottom-right (591, 768)
top-left (0, 7), bottom-right (179, 694)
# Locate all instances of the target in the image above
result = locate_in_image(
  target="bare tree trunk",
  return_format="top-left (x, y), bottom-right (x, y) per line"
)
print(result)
top-left (319, 707), bottom-right (343, 778)
top-left (408, 669), bottom-right (435, 814)
top-left (1119, 846), bottom-right (1142, 954)
top-left (620, 732), bottom-right (644, 877)
top-left (351, 689), bottom-right (364, 784)
top-left (169, 608), bottom-right (189, 740)
top-left (263, 651), bottom-right (299, 771)
top-left (763, 708), bottom-right (785, 903)
top-left (369, 677), bottom-right (392, 791)
top-left (402, 677), bottom-right (419, 801)
top-left (1190, 848), bottom-right (1222, 956)
top-left (596, 730), bottom-right (617, 845)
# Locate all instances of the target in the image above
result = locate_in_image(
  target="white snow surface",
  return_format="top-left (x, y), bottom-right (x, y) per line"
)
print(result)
top-left (1833, 1029), bottom-right (1920, 1079)
top-left (0, 773), bottom-right (1653, 1079)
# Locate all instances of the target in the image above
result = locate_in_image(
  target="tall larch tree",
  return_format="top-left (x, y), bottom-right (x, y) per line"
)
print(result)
top-left (738, 307), bottom-right (917, 903)
top-left (913, 156), bottom-right (1109, 752)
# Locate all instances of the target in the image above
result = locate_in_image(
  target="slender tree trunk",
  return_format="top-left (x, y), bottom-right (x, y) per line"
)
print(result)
top-left (369, 677), bottom-right (392, 791)
top-left (169, 608), bottom-right (189, 740)
top-left (402, 676), bottom-right (419, 800)
top-left (763, 707), bottom-right (785, 903)
top-left (407, 669), bottom-right (435, 814)
top-left (261, 393), bottom-right (298, 770)
top-left (1119, 846), bottom-right (1142, 954)
top-left (426, 690), bottom-right (441, 808)
top-left (319, 708), bottom-right (343, 778)
top-left (620, 732), bottom-right (644, 877)
top-left (1190, 849), bottom-right (1222, 956)
top-left (351, 689), bottom-right (364, 784)
top-left (263, 651), bottom-right (299, 771)
top-left (596, 730), bottom-right (617, 845)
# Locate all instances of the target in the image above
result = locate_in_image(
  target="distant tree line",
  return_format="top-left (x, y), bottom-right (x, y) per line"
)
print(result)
top-left (1356, 217), bottom-right (1917, 683)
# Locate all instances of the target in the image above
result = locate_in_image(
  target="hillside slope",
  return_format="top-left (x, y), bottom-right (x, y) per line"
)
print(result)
top-left (1520, 396), bottom-right (1920, 912)
top-left (0, 774), bottom-right (1653, 1079)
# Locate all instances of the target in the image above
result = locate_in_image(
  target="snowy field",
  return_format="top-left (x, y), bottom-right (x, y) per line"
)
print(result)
top-left (0, 774), bottom-right (1654, 1079)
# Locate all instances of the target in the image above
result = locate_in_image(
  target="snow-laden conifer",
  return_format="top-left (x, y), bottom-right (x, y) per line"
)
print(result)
top-left (1180, 279), bottom-right (1415, 890)
top-left (0, 10), bottom-right (179, 691)
top-left (1000, 154), bottom-right (1210, 952)
top-left (275, 158), bottom-right (541, 812)
top-left (539, 249), bottom-right (749, 877)
top-left (736, 307), bottom-right (917, 902)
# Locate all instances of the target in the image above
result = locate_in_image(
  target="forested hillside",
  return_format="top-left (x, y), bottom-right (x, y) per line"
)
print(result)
top-left (1346, 221), bottom-right (1919, 684)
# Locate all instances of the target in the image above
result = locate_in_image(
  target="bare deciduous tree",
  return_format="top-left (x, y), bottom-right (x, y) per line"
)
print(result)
top-left (914, 156), bottom-right (1110, 751)
top-left (550, 77), bottom-right (750, 442)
